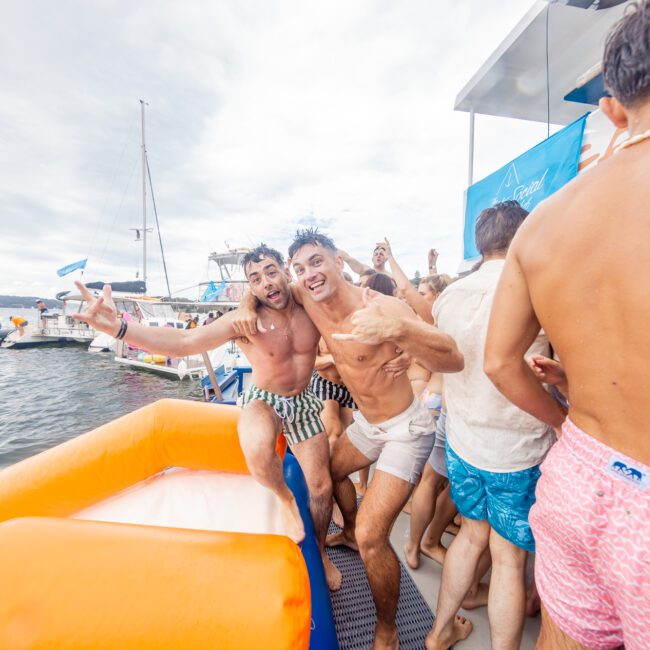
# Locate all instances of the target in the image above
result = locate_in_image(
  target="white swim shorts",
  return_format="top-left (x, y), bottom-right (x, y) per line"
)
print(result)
top-left (346, 397), bottom-right (436, 484)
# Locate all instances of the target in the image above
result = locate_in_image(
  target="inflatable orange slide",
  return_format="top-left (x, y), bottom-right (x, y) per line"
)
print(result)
top-left (0, 399), bottom-right (311, 649)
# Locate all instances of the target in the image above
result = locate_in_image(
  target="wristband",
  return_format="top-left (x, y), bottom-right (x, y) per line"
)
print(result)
top-left (115, 319), bottom-right (128, 340)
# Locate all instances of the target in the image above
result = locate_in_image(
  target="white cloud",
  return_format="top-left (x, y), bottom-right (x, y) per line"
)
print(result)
top-left (0, 0), bottom-right (549, 299)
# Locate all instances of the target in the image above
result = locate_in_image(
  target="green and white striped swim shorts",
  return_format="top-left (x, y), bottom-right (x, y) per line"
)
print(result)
top-left (238, 384), bottom-right (325, 446)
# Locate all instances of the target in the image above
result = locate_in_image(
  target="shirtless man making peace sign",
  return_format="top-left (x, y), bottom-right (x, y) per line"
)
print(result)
top-left (73, 245), bottom-right (345, 587)
top-left (236, 229), bottom-right (464, 650)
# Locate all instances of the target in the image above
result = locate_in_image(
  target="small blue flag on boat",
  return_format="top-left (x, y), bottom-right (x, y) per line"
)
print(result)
top-left (57, 258), bottom-right (88, 277)
top-left (200, 280), bottom-right (226, 302)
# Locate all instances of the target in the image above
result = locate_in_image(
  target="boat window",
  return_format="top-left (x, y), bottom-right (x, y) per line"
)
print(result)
top-left (115, 301), bottom-right (136, 315)
top-left (138, 303), bottom-right (176, 319)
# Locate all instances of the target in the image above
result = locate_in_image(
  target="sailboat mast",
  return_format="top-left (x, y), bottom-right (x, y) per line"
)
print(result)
top-left (140, 99), bottom-right (147, 288)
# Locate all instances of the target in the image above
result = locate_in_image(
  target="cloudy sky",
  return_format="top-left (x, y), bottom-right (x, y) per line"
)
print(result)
top-left (0, 0), bottom-right (553, 299)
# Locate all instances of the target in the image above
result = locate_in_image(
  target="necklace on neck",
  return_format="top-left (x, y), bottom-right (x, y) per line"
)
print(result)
top-left (614, 128), bottom-right (650, 154)
top-left (269, 301), bottom-right (294, 338)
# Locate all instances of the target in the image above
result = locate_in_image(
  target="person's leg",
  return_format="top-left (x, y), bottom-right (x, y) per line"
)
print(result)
top-left (326, 432), bottom-right (373, 551)
top-left (237, 400), bottom-right (304, 543)
top-left (320, 399), bottom-right (342, 453)
top-left (526, 557), bottom-right (541, 617)
top-left (339, 406), bottom-right (354, 431)
top-left (354, 469), bottom-right (414, 649)
top-left (536, 606), bottom-right (592, 650)
top-left (290, 432), bottom-right (341, 591)
top-left (420, 484), bottom-right (456, 564)
top-left (355, 465), bottom-right (370, 496)
top-left (460, 546), bottom-right (491, 610)
top-left (424, 516), bottom-right (489, 649)
top-left (404, 464), bottom-right (446, 569)
top-left (487, 528), bottom-right (527, 650)
top-left (331, 406), bottom-right (354, 527)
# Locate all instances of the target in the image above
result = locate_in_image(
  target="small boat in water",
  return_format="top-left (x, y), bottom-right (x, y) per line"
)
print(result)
top-left (1, 296), bottom-right (95, 349)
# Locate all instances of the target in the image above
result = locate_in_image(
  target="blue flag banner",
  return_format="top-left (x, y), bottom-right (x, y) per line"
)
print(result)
top-left (57, 258), bottom-right (88, 277)
top-left (200, 280), bottom-right (227, 302)
top-left (463, 114), bottom-right (588, 260)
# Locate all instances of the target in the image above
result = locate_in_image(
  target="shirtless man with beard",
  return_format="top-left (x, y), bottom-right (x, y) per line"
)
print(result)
top-left (72, 244), bottom-right (345, 589)
top-left (236, 229), bottom-right (464, 650)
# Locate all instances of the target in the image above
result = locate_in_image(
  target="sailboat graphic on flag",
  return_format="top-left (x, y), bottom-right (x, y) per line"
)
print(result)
top-left (57, 258), bottom-right (88, 277)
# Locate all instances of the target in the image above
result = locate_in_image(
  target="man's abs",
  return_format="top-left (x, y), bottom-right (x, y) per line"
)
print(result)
top-left (336, 363), bottom-right (414, 424)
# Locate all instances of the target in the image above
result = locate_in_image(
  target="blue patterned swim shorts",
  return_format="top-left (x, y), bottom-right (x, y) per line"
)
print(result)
top-left (445, 442), bottom-right (541, 552)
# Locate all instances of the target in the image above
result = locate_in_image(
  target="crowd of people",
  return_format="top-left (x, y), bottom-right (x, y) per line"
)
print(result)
top-left (74, 6), bottom-right (649, 649)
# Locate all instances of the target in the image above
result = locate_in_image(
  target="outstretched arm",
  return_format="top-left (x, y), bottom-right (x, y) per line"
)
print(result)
top-left (332, 290), bottom-right (463, 373)
top-left (379, 238), bottom-right (434, 324)
top-left (484, 246), bottom-right (566, 429)
top-left (337, 249), bottom-right (371, 276)
top-left (72, 282), bottom-right (238, 357)
top-left (427, 248), bottom-right (438, 276)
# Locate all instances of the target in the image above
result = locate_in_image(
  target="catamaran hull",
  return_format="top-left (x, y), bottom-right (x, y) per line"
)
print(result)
top-left (113, 355), bottom-right (202, 379)
top-left (1, 335), bottom-right (89, 349)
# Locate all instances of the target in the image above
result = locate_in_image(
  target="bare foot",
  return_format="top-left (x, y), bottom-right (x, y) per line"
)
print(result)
top-left (419, 541), bottom-right (447, 566)
top-left (322, 552), bottom-right (342, 591)
top-left (402, 500), bottom-right (412, 515)
top-left (461, 582), bottom-right (489, 610)
top-left (526, 582), bottom-right (541, 617)
top-left (280, 498), bottom-right (305, 544)
top-left (332, 502), bottom-right (344, 528)
top-left (425, 615), bottom-right (473, 649)
top-left (403, 540), bottom-right (420, 570)
top-left (371, 625), bottom-right (399, 649)
top-left (354, 481), bottom-right (367, 498)
top-left (326, 529), bottom-right (359, 552)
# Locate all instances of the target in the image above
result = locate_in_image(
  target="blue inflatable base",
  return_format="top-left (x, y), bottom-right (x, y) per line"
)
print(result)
top-left (284, 453), bottom-right (339, 650)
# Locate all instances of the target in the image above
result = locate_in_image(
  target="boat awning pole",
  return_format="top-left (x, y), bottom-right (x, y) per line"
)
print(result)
top-left (468, 108), bottom-right (475, 186)
top-left (201, 352), bottom-right (223, 401)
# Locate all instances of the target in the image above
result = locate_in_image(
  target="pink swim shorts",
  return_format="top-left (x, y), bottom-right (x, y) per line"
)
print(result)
top-left (530, 418), bottom-right (650, 650)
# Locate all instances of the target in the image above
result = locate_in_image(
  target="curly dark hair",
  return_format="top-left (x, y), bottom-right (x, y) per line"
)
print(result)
top-left (603, 2), bottom-right (650, 107)
top-left (288, 228), bottom-right (337, 259)
top-left (241, 244), bottom-right (284, 277)
top-left (475, 200), bottom-right (529, 256)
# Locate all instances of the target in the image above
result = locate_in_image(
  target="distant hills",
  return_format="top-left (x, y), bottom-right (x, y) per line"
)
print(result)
top-left (0, 295), bottom-right (61, 309)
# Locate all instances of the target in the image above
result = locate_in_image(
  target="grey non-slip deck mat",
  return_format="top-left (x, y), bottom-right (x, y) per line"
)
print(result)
top-left (326, 518), bottom-right (435, 649)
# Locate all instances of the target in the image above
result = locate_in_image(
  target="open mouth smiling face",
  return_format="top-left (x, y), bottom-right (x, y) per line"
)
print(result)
top-left (245, 257), bottom-right (290, 310)
top-left (291, 244), bottom-right (343, 302)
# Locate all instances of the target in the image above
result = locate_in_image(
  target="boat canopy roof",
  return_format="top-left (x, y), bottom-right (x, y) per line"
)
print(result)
top-left (454, 1), bottom-right (631, 125)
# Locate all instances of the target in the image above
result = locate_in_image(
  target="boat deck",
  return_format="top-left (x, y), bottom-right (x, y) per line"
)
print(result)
top-left (334, 470), bottom-right (542, 649)
top-left (390, 509), bottom-right (541, 649)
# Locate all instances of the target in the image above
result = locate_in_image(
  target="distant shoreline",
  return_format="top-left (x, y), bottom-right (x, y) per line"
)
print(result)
top-left (0, 296), bottom-right (61, 309)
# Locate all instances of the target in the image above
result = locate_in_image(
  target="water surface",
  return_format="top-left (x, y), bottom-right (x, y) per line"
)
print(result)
top-left (0, 345), bottom-right (202, 468)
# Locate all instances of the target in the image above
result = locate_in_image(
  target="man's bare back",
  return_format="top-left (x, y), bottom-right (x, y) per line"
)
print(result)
top-left (513, 141), bottom-right (650, 463)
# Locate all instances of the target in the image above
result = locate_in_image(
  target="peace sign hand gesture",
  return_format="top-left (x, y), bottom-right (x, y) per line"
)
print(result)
top-left (332, 289), bottom-right (399, 345)
top-left (72, 281), bottom-right (120, 336)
